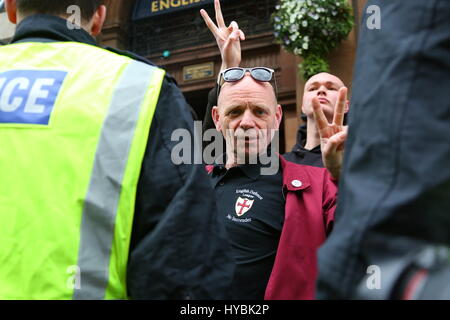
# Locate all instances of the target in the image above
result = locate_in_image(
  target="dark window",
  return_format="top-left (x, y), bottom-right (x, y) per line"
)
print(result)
top-left (130, 0), bottom-right (279, 57)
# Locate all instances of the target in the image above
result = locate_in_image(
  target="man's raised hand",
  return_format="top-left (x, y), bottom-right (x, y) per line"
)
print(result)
top-left (200, 0), bottom-right (245, 71)
top-left (312, 87), bottom-right (349, 180)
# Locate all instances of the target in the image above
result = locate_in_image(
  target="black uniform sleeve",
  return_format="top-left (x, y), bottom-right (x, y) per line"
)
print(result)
top-left (127, 76), bottom-right (234, 299)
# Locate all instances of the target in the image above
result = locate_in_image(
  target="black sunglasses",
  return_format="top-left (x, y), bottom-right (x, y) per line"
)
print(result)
top-left (217, 67), bottom-right (278, 101)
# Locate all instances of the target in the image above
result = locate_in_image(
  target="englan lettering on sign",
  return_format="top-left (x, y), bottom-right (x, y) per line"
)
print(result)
top-left (151, 0), bottom-right (208, 13)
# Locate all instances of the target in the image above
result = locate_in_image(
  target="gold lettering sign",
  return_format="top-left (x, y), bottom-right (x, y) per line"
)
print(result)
top-left (151, 0), bottom-right (206, 13)
top-left (183, 62), bottom-right (215, 81)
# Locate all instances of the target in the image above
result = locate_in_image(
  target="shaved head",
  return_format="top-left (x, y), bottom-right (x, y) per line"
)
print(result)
top-left (305, 72), bottom-right (345, 90)
top-left (212, 73), bottom-right (282, 164)
top-left (302, 72), bottom-right (348, 122)
top-left (218, 75), bottom-right (277, 109)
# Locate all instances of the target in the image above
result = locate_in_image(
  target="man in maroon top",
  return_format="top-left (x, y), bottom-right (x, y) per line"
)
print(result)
top-left (201, 0), bottom-right (348, 299)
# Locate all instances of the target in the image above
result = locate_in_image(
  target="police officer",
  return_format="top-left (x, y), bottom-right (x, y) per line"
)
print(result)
top-left (317, 0), bottom-right (450, 299)
top-left (0, 0), bottom-right (233, 299)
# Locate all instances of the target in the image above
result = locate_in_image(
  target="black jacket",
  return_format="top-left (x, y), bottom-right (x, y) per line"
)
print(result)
top-left (317, 0), bottom-right (450, 299)
top-left (10, 14), bottom-right (234, 299)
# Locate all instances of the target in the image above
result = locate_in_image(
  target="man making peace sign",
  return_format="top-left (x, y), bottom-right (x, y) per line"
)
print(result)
top-left (200, 0), bottom-right (348, 300)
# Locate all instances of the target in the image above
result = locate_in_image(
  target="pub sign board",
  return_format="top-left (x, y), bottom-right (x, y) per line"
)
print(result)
top-left (133, 0), bottom-right (216, 20)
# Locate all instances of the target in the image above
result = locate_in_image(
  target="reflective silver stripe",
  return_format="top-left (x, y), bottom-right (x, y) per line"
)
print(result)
top-left (73, 61), bottom-right (157, 300)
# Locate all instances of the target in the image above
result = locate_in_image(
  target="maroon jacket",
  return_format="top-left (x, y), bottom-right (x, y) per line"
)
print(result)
top-left (206, 156), bottom-right (337, 300)
top-left (264, 156), bottom-right (337, 300)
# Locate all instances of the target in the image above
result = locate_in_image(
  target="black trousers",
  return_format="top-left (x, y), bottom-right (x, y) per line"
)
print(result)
top-left (317, 0), bottom-right (450, 299)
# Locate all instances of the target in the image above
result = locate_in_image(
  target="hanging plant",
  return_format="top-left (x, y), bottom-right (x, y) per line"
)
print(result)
top-left (272, 0), bottom-right (354, 80)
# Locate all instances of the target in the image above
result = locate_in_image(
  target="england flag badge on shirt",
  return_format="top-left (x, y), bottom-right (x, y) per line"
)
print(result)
top-left (235, 197), bottom-right (254, 216)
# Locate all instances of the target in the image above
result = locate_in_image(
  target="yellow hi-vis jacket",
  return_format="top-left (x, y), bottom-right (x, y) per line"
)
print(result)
top-left (0, 41), bottom-right (165, 299)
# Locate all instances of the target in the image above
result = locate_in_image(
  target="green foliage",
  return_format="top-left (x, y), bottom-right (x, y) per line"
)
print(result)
top-left (272, 0), bottom-right (354, 80)
top-left (300, 55), bottom-right (329, 80)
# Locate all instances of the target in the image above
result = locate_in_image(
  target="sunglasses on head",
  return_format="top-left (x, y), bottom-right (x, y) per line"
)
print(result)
top-left (217, 67), bottom-right (278, 101)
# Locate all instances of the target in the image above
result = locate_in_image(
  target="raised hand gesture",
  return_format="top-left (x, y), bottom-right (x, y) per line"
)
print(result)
top-left (200, 0), bottom-right (245, 71)
top-left (312, 87), bottom-right (349, 180)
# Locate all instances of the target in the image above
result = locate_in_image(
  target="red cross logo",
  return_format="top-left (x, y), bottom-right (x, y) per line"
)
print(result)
top-left (235, 197), bottom-right (254, 216)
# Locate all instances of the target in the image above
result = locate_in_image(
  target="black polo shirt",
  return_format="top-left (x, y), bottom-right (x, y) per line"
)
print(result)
top-left (283, 144), bottom-right (324, 167)
top-left (210, 163), bottom-right (285, 299)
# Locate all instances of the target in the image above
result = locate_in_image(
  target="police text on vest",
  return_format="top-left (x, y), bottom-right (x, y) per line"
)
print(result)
top-left (0, 70), bottom-right (67, 125)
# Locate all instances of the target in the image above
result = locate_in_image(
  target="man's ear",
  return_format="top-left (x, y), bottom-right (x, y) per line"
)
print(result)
top-left (211, 106), bottom-right (222, 131)
top-left (300, 103), bottom-right (306, 115)
top-left (90, 5), bottom-right (107, 36)
top-left (344, 100), bottom-right (350, 113)
top-left (5, 0), bottom-right (18, 24)
top-left (275, 104), bottom-right (283, 129)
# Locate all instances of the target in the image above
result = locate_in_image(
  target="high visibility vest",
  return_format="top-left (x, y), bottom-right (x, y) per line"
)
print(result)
top-left (0, 41), bottom-right (165, 299)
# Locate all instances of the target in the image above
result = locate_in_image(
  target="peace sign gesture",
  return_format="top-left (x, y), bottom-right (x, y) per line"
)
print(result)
top-left (312, 87), bottom-right (349, 180)
top-left (200, 0), bottom-right (246, 71)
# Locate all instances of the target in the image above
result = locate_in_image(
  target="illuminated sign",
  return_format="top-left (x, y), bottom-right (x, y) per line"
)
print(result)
top-left (133, 0), bottom-right (214, 20)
